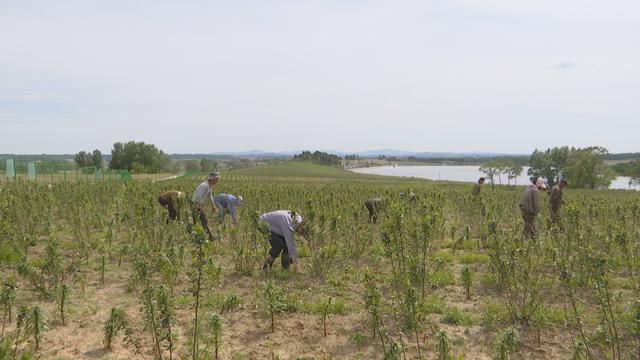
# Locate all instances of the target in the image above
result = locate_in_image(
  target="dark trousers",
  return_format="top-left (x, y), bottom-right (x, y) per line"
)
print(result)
top-left (365, 202), bottom-right (379, 223)
top-left (158, 195), bottom-right (178, 221)
top-left (192, 203), bottom-right (215, 240)
top-left (266, 231), bottom-right (291, 269)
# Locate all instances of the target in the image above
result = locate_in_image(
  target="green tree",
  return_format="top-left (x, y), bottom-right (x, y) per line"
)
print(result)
top-left (479, 160), bottom-right (500, 188)
top-left (482, 159), bottom-right (523, 186)
top-left (294, 151), bottom-right (342, 166)
top-left (611, 159), bottom-right (640, 185)
top-left (109, 141), bottom-right (171, 173)
top-left (200, 158), bottom-right (218, 172)
top-left (528, 146), bottom-right (615, 189)
top-left (74, 151), bottom-right (91, 167)
top-left (91, 150), bottom-right (103, 169)
top-left (527, 147), bottom-right (569, 187)
top-left (504, 161), bottom-right (524, 186)
top-left (75, 149), bottom-right (103, 168)
top-left (565, 146), bottom-right (616, 189)
top-left (630, 162), bottom-right (640, 185)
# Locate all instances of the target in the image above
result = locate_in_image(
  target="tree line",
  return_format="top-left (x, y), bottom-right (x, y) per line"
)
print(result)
top-left (480, 146), bottom-right (630, 189)
top-left (293, 151), bottom-right (341, 166)
top-left (74, 142), bottom-right (170, 174)
top-left (71, 142), bottom-right (638, 184)
top-left (611, 160), bottom-right (640, 183)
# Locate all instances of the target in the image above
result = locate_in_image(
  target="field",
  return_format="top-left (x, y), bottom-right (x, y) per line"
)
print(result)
top-left (1, 161), bottom-right (639, 359)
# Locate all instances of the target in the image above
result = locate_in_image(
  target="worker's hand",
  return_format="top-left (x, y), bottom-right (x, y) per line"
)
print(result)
top-left (291, 259), bottom-right (299, 272)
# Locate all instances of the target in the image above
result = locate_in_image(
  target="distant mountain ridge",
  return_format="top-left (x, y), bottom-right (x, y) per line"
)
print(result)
top-left (189, 149), bottom-right (526, 158)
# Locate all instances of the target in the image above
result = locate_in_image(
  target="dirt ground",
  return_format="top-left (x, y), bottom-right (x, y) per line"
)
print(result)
top-left (4, 240), bottom-right (578, 360)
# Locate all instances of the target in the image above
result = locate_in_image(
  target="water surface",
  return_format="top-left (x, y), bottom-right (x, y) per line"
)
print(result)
top-left (352, 165), bottom-right (639, 190)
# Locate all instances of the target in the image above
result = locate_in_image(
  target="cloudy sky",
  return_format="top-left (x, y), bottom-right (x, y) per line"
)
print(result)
top-left (1, 0), bottom-right (638, 154)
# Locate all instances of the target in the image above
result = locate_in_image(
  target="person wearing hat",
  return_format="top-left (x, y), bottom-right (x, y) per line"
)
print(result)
top-left (259, 210), bottom-right (305, 271)
top-left (549, 178), bottom-right (568, 228)
top-left (472, 177), bottom-right (485, 196)
top-left (191, 172), bottom-right (221, 240)
top-left (158, 190), bottom-right (186, 222)
top-left (364, 197), bottom-right (386, 223)
top-left (399, 191), bottom-right (417, 204)
top-left (519, 177), bottom-right (546, 239)
top-left (213, 192), bottom-right (244, 225)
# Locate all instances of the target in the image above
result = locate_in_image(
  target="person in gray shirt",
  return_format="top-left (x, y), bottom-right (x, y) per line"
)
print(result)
top-left (364, 197), bottom-right (386, 223)
top-left (191, 172), bottom-right (220, 241)
top-left (519, 177), bottom-right (546, 239)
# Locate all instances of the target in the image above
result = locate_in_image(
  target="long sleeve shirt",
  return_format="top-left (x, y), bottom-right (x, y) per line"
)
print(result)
top-left (191, 180), bottom-right (214, 205)
top-left (213, 193), bottom-right (240, 223)
top-left (259, 210), bottom-right (299, 260)
top-left (519, 184), bottom-right (540, 215)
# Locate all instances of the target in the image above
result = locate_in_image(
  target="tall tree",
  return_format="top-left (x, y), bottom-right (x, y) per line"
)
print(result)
top-left (479, 161), bottom-right (499, 189)
top-left (565, 146), bottom-right (616, 189)
top-left (504, 161), bottom-right (524, 186)
top-left (528, 146), bottom-right (615, 189)
top-left (74, 149), bottom-right (102, 168)
top-left (91, 149), bottom-right (103, 169)
top-left (479, 159), bottom-right (524, 187)
top-left (74, 151), bottom-right (90, 167)
top-left (527, 147), bottom-right (569, 187)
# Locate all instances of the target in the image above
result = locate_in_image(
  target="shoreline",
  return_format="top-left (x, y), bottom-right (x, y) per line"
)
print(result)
top-left (350, 164), bottom-right (639, 190)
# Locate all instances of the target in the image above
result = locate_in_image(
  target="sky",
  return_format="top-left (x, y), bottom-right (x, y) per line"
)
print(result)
top-left (1, 0), bottom-right (639, 154)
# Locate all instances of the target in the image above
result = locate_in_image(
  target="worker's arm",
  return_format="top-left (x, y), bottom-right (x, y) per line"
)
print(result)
top-left (283, 228), bottom-right (298, 262)
top-left (229, 204), bottom-right (238, 224)
top-left (532, 190), bottom-right (540, 214)
top-left (209, 191), bottom-right (218, 213)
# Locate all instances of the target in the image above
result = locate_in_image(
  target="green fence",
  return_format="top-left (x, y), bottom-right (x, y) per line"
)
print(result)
top-left (1, 158), bottom-right (133, 183)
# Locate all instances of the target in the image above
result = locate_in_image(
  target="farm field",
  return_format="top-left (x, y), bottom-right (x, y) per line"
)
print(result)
top-left (1, 161), bottom-right (639, 359)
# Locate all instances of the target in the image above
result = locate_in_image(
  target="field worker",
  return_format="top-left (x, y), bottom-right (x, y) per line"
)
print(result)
top-left (213, 193), bottom-right (244, 224)
top-left (158, 190), bottom-right (185, 221)
top-left (259, 210), bottom-right (305, 271)
top-left (364, 197), bottom-right (386, 223)
top-left (519, 177), bottom-right (546, 239)
top-left (191, 171), bottom-right (221, 241)
top-left (549, 179), bottom-right (568, 227)
top-left (400, 191), bottom-right (417, 204)
top-left (472, 177), bottom-right (485, 195)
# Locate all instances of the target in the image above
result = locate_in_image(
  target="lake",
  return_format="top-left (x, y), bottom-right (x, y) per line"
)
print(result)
top-left (351, 165), bottom-right (640, 190)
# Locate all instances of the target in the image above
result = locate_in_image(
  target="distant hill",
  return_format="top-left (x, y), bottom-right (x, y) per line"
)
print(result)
top-left (175, 149), bottom-right (526, 159)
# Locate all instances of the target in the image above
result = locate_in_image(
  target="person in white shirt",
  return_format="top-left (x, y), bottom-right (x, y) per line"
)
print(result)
top-left (259, 210), bottom-right (305, 271)
top-left (191, 171), bottom-right (221, 240)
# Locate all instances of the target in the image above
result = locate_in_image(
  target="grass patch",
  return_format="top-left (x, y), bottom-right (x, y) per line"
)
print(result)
top-left (442, 306), bottom-right (473, 326)
top-left (430, 270), bottom-right (455, 287)
top-left (433, 251), bottom-right (454, 263)
top-left (482, 301), bottom-right (510, 327)
top-left (302, 297), bottom-right (348, 316)
top-left (457, 253), bottom-right (490, 264)
top-left (479, 273), bottom-right (500, 291)
top-left (0, 243), bottom-right (21, 265)
top-left (419, 294), bottom-right (446, 315)
top-left (532, 304), bottom-right (566, 328)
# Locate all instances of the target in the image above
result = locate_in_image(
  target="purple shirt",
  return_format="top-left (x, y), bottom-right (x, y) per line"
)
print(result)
top-left (259, 210), bottom-right (299, 260)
